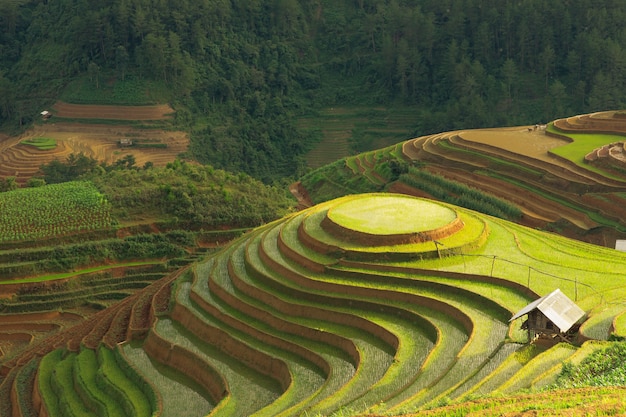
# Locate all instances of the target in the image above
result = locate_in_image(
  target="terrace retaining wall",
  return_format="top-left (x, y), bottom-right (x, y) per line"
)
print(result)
top-left (321, 210), bottom-right (465, 246)
top-left (256, 244), bottom-right (449, 341)
top-left (143, 328), bottom-right (226, 404)
top-left (195, 275), bottom-right (333, 377)
top-left (336, 261), bottom-right (539, 301)
top-left (169, 301), bottom-right (292, 391)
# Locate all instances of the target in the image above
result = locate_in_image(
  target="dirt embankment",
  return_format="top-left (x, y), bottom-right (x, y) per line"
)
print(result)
top-left (51, 101), bottom-right (174, 120)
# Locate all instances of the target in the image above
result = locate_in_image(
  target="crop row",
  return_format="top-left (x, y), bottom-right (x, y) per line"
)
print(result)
top-left (0, 268), bottom-right (181, 384)
top-left (400, 166), bottom-right (522, 220)
top-left (36, 345), bottom-right (156, 417)
top-left (0, 181), bottom-right (112, 243)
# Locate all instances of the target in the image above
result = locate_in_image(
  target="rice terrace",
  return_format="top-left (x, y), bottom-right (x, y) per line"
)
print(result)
top-left (6, 109), bottom-right (626, 417)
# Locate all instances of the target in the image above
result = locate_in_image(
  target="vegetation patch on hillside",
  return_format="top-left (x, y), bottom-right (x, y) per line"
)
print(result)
top-left (0, 181), bottom-right (112, 242)
top-left (554, 342), bottom-right (626, 388)
top-left (60, 75), bottom-right (170, 105)
top-left (19, 137), bottom-right (56, 150)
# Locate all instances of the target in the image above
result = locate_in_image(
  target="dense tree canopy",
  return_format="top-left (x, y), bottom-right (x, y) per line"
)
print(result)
top-left (2, 0), bottom-right (626, 181)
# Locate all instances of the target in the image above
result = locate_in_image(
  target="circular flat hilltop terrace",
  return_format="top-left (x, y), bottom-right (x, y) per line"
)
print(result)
top-left (327, 194), bottom-right (457, 235)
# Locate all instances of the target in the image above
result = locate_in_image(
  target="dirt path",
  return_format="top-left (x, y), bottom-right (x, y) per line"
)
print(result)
top-left (289, 181), bottom-right (313, 210)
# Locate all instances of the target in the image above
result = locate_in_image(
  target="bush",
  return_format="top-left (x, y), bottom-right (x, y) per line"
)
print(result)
top-left (555, 342), bottom-right (626, 388)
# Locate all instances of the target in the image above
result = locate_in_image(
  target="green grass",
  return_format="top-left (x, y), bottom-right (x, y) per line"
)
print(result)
top-left (259, 217), bottom-right (508, 413)
top-left (547, 124), bottom-right (625, 164)
top-left (461, 344), bottom-right (544, 399)
top-left (52, 351), bottom-right (98, 417)
top-left (38, 349), bottom-right (65, 417)
top-left (301, 196), bottom-right (487, 256)
top-left (74, 347), bottom-right (128, 417)
top-left (98, 346), bottom-right (155, 417)
top-left (613, 311), bottom-right (626, 338)
top-left (228, 234), bottom-right (438, 415)
top-left (405, 211), bottom-right (626, 312)
top-left (29, 191), bottom-right (626, 416)
top-left (407, 386), bottom-right (626, 417)
top-left (19, 137), bottom-right (57, 150)
top-left (497, 343), bottom-right (577, 393)
top-left (154, 316), bottom-right (281, 417)
top-left (195, 250), bottom-right (332, 416)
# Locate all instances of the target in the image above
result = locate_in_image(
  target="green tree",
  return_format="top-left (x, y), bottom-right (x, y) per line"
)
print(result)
top-left (115, 45), bottom-right (129, 81)
top-left (544, 79), bottom-right (569, 120)
top-left (40, 153), bottom-right (100, 184)
top-left (114, 154), bottom-right (137, 170)
top-left (0, 73), bottom-right (14, 120)
top-left (501, 58), bottom-right (518, 101)
top-left (0, 177), bottom-right (17, 192)
top-left (87, 61), bottom-right (100, 89)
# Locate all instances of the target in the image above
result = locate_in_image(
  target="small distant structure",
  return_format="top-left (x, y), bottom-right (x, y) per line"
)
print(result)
top-left (119, 138), bottom-right (133, 147)
top-left (510, 289), bottom-right (585, 343)
top-left (616, 240), bottom-right (626, 252)
top-left (40, 110), bottom-right (52, 120)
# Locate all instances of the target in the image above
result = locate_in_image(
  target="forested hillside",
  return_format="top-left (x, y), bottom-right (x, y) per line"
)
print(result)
top-left (2, 0), bottom-right (626, 181)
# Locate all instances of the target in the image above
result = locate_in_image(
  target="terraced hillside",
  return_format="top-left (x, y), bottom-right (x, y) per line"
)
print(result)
top-left (0, 102), bottom-right (187, 184)
top-left (299, 111), bottom-right (626, 247)
top-left (5, 193), bottom-right (626, 416)
top-left (300, 106), bottom-right (419, 169)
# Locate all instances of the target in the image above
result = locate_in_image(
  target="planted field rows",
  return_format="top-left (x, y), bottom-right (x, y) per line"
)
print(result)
top-left (300, 106), bottom-right (418, 169)
top-left (0, 181), bottom-right (111, 243)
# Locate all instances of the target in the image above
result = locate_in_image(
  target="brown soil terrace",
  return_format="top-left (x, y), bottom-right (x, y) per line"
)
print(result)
top-left (51, 101), bottom-right (174, 120)
top-left (397, 119), bottom-right (626, 244)
top-left (0, 103), bottom-right (188, 184)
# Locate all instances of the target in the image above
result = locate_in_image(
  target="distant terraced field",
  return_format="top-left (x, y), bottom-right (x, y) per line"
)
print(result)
top-left (300, 111), bottom-right (626, 247)
top-left (300, 106), bottom-right (418, 169)
top-left (4, 193), bottom-right (626, 416)
top-left (0, 102), bottom-right (188, 184)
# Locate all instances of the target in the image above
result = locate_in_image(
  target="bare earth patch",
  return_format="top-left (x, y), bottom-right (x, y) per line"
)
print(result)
top-left (458, 127), bottom-right (570, 162)
top-left (52, 101), bottom-right (174, 120)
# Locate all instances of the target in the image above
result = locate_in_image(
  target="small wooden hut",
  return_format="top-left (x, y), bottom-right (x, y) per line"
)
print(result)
top-left (510, 289), bottom-right (585, 343)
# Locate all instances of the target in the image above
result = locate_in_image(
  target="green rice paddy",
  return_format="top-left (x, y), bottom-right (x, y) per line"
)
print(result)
top-left (327, 194), bottom-right (457, 235)
top-left (19, 137), bottom-right (57, 150)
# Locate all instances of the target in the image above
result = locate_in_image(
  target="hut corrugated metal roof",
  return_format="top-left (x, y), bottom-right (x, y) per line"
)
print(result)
top-left (510, 288), bottom-right (585, 333)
